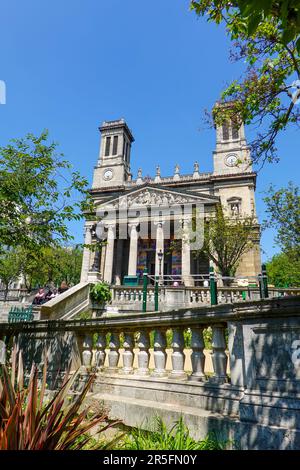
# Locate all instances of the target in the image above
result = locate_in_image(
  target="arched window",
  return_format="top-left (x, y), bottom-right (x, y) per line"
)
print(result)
top-left (105, 136), bottom-right (111, 156)
top-left (222, 122), bottom-right (230, 140)
top-left (231, 118), bottom-right (239, 139)
top-left (227, 197), bottom-right (242, 216)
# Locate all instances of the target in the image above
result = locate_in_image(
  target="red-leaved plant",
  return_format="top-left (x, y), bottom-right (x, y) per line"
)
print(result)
top-left (0, 347), bottom-right (119, 450)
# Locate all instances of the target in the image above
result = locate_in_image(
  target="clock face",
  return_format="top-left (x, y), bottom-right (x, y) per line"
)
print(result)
top-left (103, 169), bottom-right (113, 181)
top-left (225, 154), bottom-right (238, 167)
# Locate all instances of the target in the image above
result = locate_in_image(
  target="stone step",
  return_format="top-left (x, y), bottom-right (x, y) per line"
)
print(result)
top-left (89, 390), bottom-right (238, 443)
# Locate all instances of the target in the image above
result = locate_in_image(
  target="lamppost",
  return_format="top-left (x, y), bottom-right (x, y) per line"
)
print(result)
top-left (158, 249), bottom-right (163, 278)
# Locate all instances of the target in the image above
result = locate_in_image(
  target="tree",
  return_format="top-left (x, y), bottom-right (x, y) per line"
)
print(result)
top-left (263, 182), bottom-right (300, 257)
top-left (0, 131), bottom-right (92, 252)
top-left (17, 245), bottom-right (83, 290)
top-left (266, 252), bottom-right (300, 287)
top-left (191, 1), bottom-right (300, 166)
top-left (0, 250), bottom-right (21, 300)
top-left (196, 205), bottom-right (257, 280)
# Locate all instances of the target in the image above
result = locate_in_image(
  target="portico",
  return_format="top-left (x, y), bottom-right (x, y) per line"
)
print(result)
top-left (85, 186), bottom-right (218, 286)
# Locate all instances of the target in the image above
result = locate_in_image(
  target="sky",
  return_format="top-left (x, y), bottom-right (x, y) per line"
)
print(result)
top-left (0, 0), bottom-right (299, 261)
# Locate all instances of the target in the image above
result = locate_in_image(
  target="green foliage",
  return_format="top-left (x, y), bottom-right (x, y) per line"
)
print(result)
top-left (0, 250), bottom-right (21, 299)
top-left (123, 416), bottom-right (230, 450)
top-left (0, 348), bottom-right (118, 450)
top-left (264, 182), bottom-right (300, 257)
top-left (199, 205), bottom-right (256, 278)
top-left (17, 244), bottom-right (83, 290)
top-left (266, 252), bottom-right (300, 287)
top-left (0, 131), bottom-right (93, 252)
top-left (90, 282), bottom-right (112, 303)
top-left (190, 1), bottom-right (300, 165)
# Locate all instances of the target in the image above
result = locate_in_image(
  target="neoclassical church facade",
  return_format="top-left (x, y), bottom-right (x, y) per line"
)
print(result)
top-left (81, 109), bottom-right (261, 286)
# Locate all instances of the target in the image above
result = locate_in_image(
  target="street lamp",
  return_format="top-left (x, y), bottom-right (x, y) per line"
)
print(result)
top-left (158, 249), bottom-right (163, 277)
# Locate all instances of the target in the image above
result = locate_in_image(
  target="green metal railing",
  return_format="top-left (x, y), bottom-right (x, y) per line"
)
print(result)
top-left (140, 264), bottom-right (270, 312)
top-left (8, 305), bottom-right (34, 323)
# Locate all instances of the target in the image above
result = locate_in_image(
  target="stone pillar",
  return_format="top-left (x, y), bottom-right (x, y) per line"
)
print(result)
top-left (181, 218), bottom-right (194, 286)
top-left (152, 329), bottom-right (167, 377)
top-left (95, 333), bottom-right (106, 370)
top-left (155, 221), bottom-right (164, 278)
top-left (189, 327), bottom-right (206, 381)
top-left (80, 223), bottom-right (93, 282)
top-left (136, 330), bottom-right (150, 376)
top-left (107, 332), bottom-right (120, 372)
top-left (103, 224), bottom-right (115, 284)
top-left (211, 325), bottom-right (228, 384)
top-left (169, 328), bottom-right (186, 380)
top-left (128, 222), bottom-right (139, 276)
top-left (82, 333), bottom-right (93, 367)
top-left (115, 239), bottom-right (124, 285)
top-left (122, 332), bottom-right (134, 374)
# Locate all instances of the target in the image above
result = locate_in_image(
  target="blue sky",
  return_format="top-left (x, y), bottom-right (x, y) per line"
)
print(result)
top-left (0, 0), bottom-right (299, 261)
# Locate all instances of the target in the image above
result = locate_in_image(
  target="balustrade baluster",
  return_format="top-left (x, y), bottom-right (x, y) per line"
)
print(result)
top-left (152, 329), bottom-right (167, 377)
top-left (169, 328), bottom-right (186, 380)
top-left (189, 327), bottom-right (206, 381)
top-left (82, 333), bottom-right (93, 367)
top-left (210, 325), bottom-right (228, 384)
top-left (122, 331), bottom-right (134, 374)
top-left (95, 333), bottom-right (106, 370)
top-left (136, 330), bottom-right (150, 375)
top-left (107, 332), bottom-right (120, 372)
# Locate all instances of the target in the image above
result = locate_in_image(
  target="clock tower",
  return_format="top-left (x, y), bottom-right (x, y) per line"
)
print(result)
top-left (92, 119), bottom-right (135, 189)
top-left (212, 103), bottom-right (252, 175)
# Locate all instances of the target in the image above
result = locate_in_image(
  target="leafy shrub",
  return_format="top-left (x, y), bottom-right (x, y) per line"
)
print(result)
top-left (90, 282), bottom-right (112, 303)
top-left (123, 416), bottom-right (230, 450)
top-left (0, 348), bottom-right (119, 450)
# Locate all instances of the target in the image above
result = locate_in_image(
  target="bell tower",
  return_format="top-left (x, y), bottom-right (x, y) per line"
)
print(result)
top-left (212, 102), bottom-right (252, 175)
top-left (92, 119), bottom-right (135, 189)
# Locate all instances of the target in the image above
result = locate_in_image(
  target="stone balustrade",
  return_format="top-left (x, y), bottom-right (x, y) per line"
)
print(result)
top-left (111, 285), bottom-right (300, 312)
top-left (1, 296), bottom-right (300, 449)
top-left (76, 324), bottom-right (228, 383)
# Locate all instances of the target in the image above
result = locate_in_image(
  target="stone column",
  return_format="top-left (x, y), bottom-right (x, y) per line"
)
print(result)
top-left (103, 224), bottom-right (115, 284)
top-left (210, 325), bottom-right (228, 384)
top-left (122, 332), bottom-right (134, 374)
top-left (80, 223), bottom-right (93, 282)
top-left (114, 239), bottom-right (124, 285)
top-left (136, 330), bottom-right (150, 376)
top-left (152, 329), bottom-right (167, 377)
top-left (81, 333), bottom-right (93, 367)
top-left (181, 218), bottom-right (194, 286)
top-left (155, 221), bottom-right (164, 278)
top-left (107, 332), bottom-right (120, 373)
top-left (95, 333), bottom-right (106, 370)
top-left (128, 222), bottom-right (139, 276)
top-left (169, 328), bottom-right (186, 380)
top-left (189, 327), bottom-right (206, 381)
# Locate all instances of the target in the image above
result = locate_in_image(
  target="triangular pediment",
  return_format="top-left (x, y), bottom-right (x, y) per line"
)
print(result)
top-left (97, 184), bottom-right (219, 210)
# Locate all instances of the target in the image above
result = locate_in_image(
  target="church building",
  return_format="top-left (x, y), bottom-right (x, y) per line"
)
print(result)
top-left (81, 107), bottom-right (261, 286)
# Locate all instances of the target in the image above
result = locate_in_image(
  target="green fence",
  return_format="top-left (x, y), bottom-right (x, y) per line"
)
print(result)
top-left (8, 305), bottom-right (34, 323)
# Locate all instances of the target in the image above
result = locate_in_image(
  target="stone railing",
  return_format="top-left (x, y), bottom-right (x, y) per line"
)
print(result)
top-left (39, 282), bottom-right (91, 320)
top-left (1, 296), bottom-right (300, 449)
top-left (111, 285), bottom-right (300, 312)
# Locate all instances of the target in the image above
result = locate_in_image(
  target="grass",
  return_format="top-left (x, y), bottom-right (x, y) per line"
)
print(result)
top-left (120, 416), bottom-right (231, 450)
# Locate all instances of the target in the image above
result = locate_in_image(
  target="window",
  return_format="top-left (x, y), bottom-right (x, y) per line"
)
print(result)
top-left (231, 119), bottom-right (239, 139)
top-left (227, 197), bottom-right (242, 216)
top-left (105, 136), bottom-right (111, 156)
top-left (222, 122), bottom-right (230, 140)
top-left (112, 135), bottom-right (118, 155)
